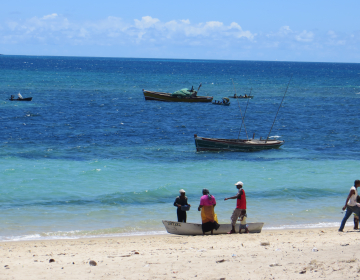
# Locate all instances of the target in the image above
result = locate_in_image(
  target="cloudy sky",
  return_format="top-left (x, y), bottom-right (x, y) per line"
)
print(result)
top-left (1, 0), bottom-right (359, 62)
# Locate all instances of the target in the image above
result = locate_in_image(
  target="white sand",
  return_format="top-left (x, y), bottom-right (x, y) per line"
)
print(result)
top-left (1, 227), bottom-right (360, 279)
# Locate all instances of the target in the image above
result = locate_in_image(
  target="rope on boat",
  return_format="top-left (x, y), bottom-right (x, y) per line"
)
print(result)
top-left (238, 88), bottom-right (252, 140)
top-left (266, 75), bottom-right (292, 143)
top-left (232, 79), bottom-right (249, 140)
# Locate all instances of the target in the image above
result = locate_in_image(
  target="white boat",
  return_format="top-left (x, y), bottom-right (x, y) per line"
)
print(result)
top-left (162, 220), bottom-right (264, 235)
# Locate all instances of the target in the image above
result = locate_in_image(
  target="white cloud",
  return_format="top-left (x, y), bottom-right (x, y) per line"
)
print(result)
top-left (295, 30), bottom-right (314, 42)
top-left (328, 30), bottom-right (337, 38)
top-left (1, 14), bottom-right (257, 46)
top-left (42, 13), bottom-right (58, 20)
top-left (134, 16), bottom-right (160, 29)
top-left (2, 14), bottom-right (358, 60)
top-left (279, 26), bottom-right (292, 35)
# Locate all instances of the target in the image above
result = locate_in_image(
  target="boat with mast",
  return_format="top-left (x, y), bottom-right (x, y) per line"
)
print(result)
top-left (143, 84), bottom-right (213, 103)
top-left (194, 78), bottom-right (291, 152)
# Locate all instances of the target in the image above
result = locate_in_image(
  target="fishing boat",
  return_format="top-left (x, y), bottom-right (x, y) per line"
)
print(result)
top-left (212, 97), bottom-right (230, 106)
top-left (194, 135), bottom-right (284, 151)
top-left (143, 84), bottom-right (213, 103)
top-left (143, 90), bottom-right (212, 102)
top-left (9, 93), bottom-right (32, 101)
top-left (162, 220), bottom-right (264, 235)
top-left (194, 78), bottom-right (291, 152)
top-left (228, 94), bottom-right (253, 99)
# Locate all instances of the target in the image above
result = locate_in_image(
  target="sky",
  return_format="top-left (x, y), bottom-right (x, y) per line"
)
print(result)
top-left (1, 0), bottom-right (359, 62)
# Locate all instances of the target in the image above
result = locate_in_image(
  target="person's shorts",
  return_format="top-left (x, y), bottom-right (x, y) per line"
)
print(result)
top-left (230, 208), bottom-right (244, 225)
top-left (239, 224), bottom-right (248, 229)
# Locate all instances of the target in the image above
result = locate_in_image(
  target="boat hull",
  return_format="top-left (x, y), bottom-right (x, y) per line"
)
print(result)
top-left (212, 102), bottom-right (230, 106)
top-left (228, 96), bottom-right (253, 99)
top-left (162, 220), bottom-right (264, 235)
top-left (9, 97), bottom-right (32, 101)
top-left (194, 135), bottom-right (284, 152)
top-left (143, 90), bottom-right (213, 103)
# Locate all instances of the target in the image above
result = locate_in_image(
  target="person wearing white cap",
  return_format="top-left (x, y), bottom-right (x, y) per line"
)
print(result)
top-left (224, 181), bottom-right (246, 234)
top-left (174, 189), bottom-right (191, 223)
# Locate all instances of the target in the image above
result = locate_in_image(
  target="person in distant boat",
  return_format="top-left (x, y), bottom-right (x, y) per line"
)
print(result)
top-left (339, 180), bottom-right (360, 232)
top-left (198, 189), bottom-right (219, 235)
top-left (244, 94), bottom-right (247, 97)
top-left (233, 94), bottom-right (237, 98)
top-left (174, 189), bottom-right (190, 223)
top-left (10, 95), bottom-right (14, 100)
top-left (224, 181), bottom-right (246, 234)
top-left (238, 209), bottom-right (249, 234)
top-left (190, 86), bottom-right (197, 97)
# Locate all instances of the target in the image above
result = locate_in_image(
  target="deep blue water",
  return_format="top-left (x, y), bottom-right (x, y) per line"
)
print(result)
top-left (1, 55), bottom-right (360, 240)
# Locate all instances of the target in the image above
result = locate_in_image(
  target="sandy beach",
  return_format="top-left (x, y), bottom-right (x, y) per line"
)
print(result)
top-left (1, 227), bottom-right (360, 280)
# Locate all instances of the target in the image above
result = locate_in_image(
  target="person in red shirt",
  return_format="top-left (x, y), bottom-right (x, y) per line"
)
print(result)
top-left (224, 181), bottom-right (246, 234)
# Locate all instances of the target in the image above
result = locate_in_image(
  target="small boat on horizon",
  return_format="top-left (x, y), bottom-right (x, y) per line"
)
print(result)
top-left (162, 220), bottom-right (264, 235)
top-left (212, 97), bottom-right (230, 106)
top-left (9, 93), bottom-right (32, 101)
top-left (228, 94), bottom-right (253, 99)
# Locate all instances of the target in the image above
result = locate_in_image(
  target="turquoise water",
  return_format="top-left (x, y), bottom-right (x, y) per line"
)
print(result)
top-left (1, 56), bottom-right (360, 240)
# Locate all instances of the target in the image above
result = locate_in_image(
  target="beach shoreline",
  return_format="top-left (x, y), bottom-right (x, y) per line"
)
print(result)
top-left (0, 221), bottom-right (346, 242)
top-left (2, 226), bottom-right (360, 279)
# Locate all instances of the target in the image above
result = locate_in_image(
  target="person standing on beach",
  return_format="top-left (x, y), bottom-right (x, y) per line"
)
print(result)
top-left (198, 188), bottom-right (219, 235)
top-left (174, 189), bottom-right (190, 223)
top-left (339, 180), bottom-right (360, 232)
top-left (238, 209), bottom-right (249, 234)
top-left (224, 181), bottom-right (246, 234)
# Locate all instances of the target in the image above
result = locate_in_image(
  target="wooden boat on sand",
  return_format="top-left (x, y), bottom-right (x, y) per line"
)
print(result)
top-left (194, 135), bottom-right (284, 151)
top-left (162, 220), bottom-right (264, 235)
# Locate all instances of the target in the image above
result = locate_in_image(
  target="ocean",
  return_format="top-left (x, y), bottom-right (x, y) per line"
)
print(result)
top-left (1, 55), bottom-right (360, 241)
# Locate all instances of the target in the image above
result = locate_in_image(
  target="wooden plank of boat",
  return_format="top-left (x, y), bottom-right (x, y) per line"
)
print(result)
top-left (162, 220), bottom-right (264, 235)
top-left (143, 89), bottom-right (213, 103)
top-left (194, 135), bottom-right (284, 152)
top-left (9, 97), bottom-right (32, 101)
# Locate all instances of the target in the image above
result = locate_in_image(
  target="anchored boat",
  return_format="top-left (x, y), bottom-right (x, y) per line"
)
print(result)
top-left (228, 94), bottom-right (253, 99)
top-left (194, 135), bottom-right (284, 152)
top-left (194, 77), bottom-right (291, 152)
top-left (143, 84), bottom-right (213, 103)
top-left (9, 93), bottom-right (32, 101)
top-left (212, 97), bottom-right (230, 106)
